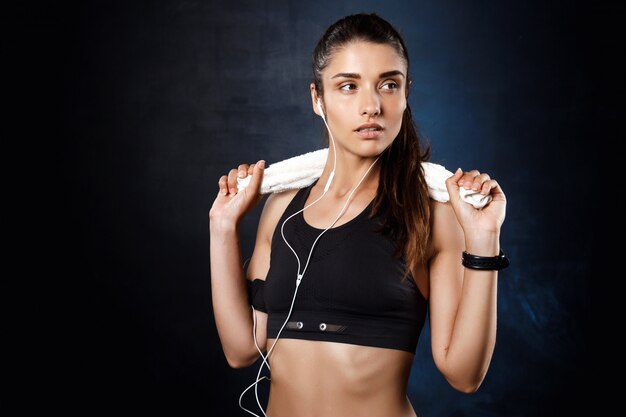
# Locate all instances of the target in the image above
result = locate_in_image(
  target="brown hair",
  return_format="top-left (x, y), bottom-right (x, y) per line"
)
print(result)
top-left (312, 13), bottom-right (432, 281)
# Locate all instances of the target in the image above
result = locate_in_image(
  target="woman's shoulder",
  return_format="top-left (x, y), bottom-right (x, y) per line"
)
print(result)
top-left (262, 187), bottom-right (300, 217)
top-left (256, 188), bottom-right (301, 244)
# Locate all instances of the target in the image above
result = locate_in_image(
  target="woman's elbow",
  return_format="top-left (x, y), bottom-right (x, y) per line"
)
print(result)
top-left (450, 380), bottom-right (482, 394)
top-left (226, 355), bottom-right (252, 369)
top-left (225, 355), bottom-right (243, 369)
top-left (435, 357), bottom-right (489, 394)
top-left (447, 373), bottom-right (486, 394)
top-left (437, 363), bottom-right (485, 393)
top-left (226, 349), bottom-right (259, 369)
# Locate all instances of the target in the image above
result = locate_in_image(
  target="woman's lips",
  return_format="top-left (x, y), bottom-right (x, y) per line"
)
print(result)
top-left (355, 128), bottom-right (382, 138)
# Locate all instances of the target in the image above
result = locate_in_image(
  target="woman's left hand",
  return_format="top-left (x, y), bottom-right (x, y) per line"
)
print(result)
top-left (445, 168), bottom-right (507, 236)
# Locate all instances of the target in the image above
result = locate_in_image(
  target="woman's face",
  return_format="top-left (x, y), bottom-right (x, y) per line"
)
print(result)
top-left (311, 41), bottom-right (409, 157)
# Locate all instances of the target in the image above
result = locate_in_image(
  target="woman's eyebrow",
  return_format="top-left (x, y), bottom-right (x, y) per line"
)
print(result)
top-left (331, 70), bottom-right (405, 79)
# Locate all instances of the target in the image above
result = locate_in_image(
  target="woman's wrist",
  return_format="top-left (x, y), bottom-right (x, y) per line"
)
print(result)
top-left (464, 230), bottom-right (500, 257)
top-left (209, 217), bottom-right (240, 235)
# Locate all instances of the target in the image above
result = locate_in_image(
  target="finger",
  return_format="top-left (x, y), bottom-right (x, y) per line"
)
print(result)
top-left (480, 179), bottom-right (492, 195)
top-left (481, 178), bottom-right (504, 198)
top-left (471, 173), bottom-right (491, 191)
top-left (457, 169), bottom-right (482, 189)
top-left (248, 163), bottom-right (255, 176)
top-left (218, 175), bottom-right (228, 195)
top-left (487, 179), bottom-right (505, 198)
top-left (247, 160), bottom-right (265, 194)
top-left (457, 169), bottom-right (480, 187)
top-left (227, 169), bottom-right (239, 194)
top-left (446, 167), bottom-right (463, 203)
top-left (238, 164), bottom-right (250, 178)
top-left (490, 180), bottom-right (507, 203)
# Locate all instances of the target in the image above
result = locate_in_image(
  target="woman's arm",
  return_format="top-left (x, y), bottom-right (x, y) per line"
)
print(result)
top-left (210, 169), bottom-right (296, 368)
top-left (210, 219), bottom-right (263, 369)
top-left (209, 160), bottom-right (270, 368)
top-left (428, 168), bottom-right (506, 393)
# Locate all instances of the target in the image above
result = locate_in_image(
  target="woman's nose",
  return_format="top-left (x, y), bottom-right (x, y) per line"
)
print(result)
top-left (360, 91), bottom-right (380, 117)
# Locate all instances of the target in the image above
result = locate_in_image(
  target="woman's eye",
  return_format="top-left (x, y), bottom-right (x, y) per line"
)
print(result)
top-left (339, 82), bottom-right (398, 91)
top-left (382, 82), bottom-right (398, 90)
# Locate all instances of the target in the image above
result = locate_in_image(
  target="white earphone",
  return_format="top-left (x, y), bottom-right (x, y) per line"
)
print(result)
top-left (239, 95), bottom-right (383, 417)
top-left (317, 98), bottom-right (324, 119)
top-left (316, 98), bottom-right (335, 192)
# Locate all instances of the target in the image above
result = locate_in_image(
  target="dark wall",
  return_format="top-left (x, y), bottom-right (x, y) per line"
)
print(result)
top-left (11, 0), bottom-right (616, 415)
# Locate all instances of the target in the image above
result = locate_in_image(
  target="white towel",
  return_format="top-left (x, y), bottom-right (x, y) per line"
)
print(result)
top-left (236, 148), bottom-right (492, 209)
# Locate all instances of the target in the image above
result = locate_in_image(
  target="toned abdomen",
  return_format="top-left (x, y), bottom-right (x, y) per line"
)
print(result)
top-left (264, 338), bottom-right (418, 417)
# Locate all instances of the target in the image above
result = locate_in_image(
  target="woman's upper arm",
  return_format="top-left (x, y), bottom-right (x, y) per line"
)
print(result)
top-left (246, 189), bottom-right (297, 282)
top-left (427, 200), bottom-right (466, 371)
top-left (244, 189), bottom-right (297, 354)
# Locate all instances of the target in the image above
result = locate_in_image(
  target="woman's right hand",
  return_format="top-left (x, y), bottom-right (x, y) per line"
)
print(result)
top-left (209, 160), bottom-right (266, 230)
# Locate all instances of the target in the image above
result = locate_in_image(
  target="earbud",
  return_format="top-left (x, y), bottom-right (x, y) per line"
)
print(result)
top-left (315, 98), bottom-right (334, 191)
top-left (316, 99), bottom-right (325, 120)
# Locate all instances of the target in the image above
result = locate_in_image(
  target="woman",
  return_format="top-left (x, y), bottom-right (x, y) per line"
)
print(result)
top-left (209, 13), bottom-right (507, 417)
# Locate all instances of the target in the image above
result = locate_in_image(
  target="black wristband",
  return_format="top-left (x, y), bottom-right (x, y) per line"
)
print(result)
top-left (462, 248), bottom-right (510, 271)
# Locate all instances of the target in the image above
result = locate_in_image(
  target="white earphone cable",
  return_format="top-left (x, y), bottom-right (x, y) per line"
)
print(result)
top-left (239, 100), bottom-right (381, 417)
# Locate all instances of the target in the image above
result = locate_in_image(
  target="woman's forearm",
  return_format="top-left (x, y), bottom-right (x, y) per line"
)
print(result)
top-left (209, 220), bottom-right (257, 368)
top-left (444, 233), bottom-right (500, 392)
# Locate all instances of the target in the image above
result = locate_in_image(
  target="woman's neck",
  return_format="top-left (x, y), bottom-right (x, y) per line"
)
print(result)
top-left (316, 146), bottom-right (381, 199)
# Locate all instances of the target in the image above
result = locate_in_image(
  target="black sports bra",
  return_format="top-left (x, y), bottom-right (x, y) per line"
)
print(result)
top-left (247, 179), bottom-right (428, 353)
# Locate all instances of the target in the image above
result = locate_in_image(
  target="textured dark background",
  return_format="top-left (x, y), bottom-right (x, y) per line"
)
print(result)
top-left (8, 0), bottom-right (618, 415)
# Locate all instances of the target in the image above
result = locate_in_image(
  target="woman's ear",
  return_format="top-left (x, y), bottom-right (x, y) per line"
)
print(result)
top-left (310, 83), bottom-right (321, 116)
